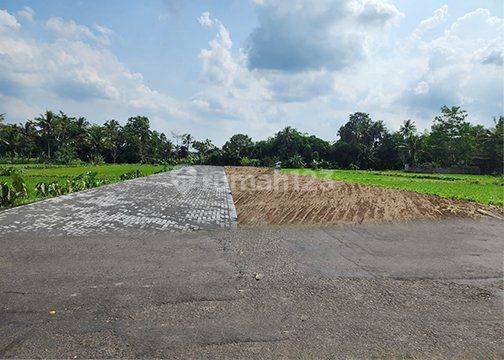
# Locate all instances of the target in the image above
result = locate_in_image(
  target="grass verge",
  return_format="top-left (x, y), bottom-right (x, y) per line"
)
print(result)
top-left (0, 163), bottom-right (173, 206)
top-left (283, 168), bottom-right (503, 206)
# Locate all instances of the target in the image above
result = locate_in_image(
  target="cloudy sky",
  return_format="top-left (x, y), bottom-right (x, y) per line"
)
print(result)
top-left (0, 0), bottom-right (502, 144)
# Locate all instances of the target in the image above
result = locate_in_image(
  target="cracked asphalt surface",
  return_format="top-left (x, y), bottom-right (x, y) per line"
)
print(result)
top-left (1, 216), bottom-right (503, 358)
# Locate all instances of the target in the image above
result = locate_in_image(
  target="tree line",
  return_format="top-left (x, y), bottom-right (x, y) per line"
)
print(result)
top-left (0, 106), bottom-right (502, 174)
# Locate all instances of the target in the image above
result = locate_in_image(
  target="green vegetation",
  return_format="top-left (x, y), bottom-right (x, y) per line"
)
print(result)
top-left (283, 168), bottom-right (503, 206)
top-left (1, 107), bottom-right (502, 174)
top-left (0, 163), bottom-right (172, 207)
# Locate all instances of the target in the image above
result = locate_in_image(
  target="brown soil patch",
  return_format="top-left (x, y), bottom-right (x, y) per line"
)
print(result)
top-left (225, 166), bottom-right (502, 227)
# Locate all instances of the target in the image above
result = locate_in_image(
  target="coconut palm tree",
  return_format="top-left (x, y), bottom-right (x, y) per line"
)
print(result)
top-left (0, 114), bottom-right (8, 146)
top-left (399, 120), bottom-right (418, 167)
top-left (182, 133), bottom-right (194, 150)
top-left (103, 119), bottom-right (121, 163)
top-left (399, 119), bottom-right (417, 138)
top-left (35, 111), bottom-right (57, 159)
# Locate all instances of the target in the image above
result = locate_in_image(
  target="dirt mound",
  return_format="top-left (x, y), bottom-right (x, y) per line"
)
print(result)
top-left (225, 167), bottom-right (502, 227)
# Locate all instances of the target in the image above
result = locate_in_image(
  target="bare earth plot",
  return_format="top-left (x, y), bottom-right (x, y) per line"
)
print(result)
top-left (0, 165), bottom-right (503, 358)
top-left (226, 166), bottom-right (502, 227)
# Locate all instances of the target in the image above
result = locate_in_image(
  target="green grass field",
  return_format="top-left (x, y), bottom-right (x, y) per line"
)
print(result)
top-left (283, 169), bottom-right (503, 206)
top-left (0, 163), bottom-right (173, 205)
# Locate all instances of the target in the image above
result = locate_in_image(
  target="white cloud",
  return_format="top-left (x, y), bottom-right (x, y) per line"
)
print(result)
top-left (356, 0), bottom-right (404, 27)
top-left (413, 81), bottom-right (429, 95)
top-left (480, 49), bottom-right (503, 66)
top-left (93, 24), bottom-right (113, 37)
top-left (0, 9), bottom-right (186, 129)
top-left (197, 11), bottom-right (213, 27)
top-left (45, 17), bottom-right (111, 45)
top-left (0, 9), bottom-right (20, 31)
top-left (413, 5), bottom-right (448, 38)
top-left (396, 7), bottom-right (503, 123)
top-left (193, 2), bottom-right (503, 141)
top-left (245, 0), bottom-right (402, 73)
top-left (199, 22), bottom-right (236, 85)
top-left (17, 6), bottom-right (35, 22)
top-left (1, 3), bottom-right (502, 145)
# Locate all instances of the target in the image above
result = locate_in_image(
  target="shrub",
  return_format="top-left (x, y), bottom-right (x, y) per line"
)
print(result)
top-left (35, 172), bottom-right (104, 199)
top-left (0, 173), bottom-right (28, 207)
top-left (249, 159), bottom-right (261, 167)
top-left (285, 155), bottom-right (305, 168)
top-left (89, 154), bottom-right (105, 165)
top-left (310, 160), bottom-right (320, 170)
top-left (261, 157), bottom-right (277, 167)
top-left (119, 170), bottom-right (143, 180)
top-left (55, 148), bottom-right (79, 165)
top-left (0, 166), bottom-right (21, 176)
top-left (241, 157), bottom-right (251, 166)
top-left (317, 159), bottom-right (332, 169)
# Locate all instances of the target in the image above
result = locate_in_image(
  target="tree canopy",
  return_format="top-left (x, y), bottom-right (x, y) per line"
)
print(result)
top-left (0, 107), bottom-right (502, 174)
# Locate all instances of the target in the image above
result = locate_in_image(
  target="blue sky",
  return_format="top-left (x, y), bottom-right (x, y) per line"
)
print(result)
top-left (0, 0), bottom-right (502, 144)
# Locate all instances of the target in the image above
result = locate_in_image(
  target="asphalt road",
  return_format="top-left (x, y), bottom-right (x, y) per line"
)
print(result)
top-left (1, 218), bottom-right (502, 358)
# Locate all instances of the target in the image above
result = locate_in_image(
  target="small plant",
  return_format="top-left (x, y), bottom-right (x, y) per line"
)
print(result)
top-left (310, 160), bottom-right (320, 170)
top-left (0, 183), bottom-right (14, 207)
top-left (154, 165), bottom-right (170, 174)
top-left (34, 172), bottom-right (104, 199)
top-left (241, 157), bottom-right (251, 166)
top-left (88, 154), bottom-right (105, 165)
top-left (119, 170), bottom-right (143, 180)
top-left (285, 154), bottom-right (305, 168)
top-left (73, 171), bottom-right (103, 188)
top-left (249, 159), bottom-right (261, 167)
top-left (35, 182), bottom-right (48, 197)
top-left (0, 166), bottom-right (21, 176)
top-left (0, 173), bottom-right (28, 207)
top-left (11, 173), bottom-right (27, 196)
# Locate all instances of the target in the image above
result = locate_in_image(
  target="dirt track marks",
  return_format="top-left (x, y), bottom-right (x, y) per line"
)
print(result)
top-left (225, 166), bottom-right (500, 227)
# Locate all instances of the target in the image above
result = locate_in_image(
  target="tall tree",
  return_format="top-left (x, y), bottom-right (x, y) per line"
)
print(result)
top-left (399, 119), bottom-right (419, 166)
top-left (35, 111), bottom-right (57, 159)
top-left (338, 112), bottom-right (387, 169)
top-left (0, 114), bottom-right (8, 146)
top-left (222, 134), bottom-right (254, 165)
top-left (88, 125), bottom-right (105, 160)
top-left (428, 106), bottom-right (473, 166)
top-left (122, 116), bottom-right (150, 163)
top-left (181, 133), bottom-right (194, 150)
top-left (103, 119), bottom-right (122, 163)
top-left (192, 139), bottom-right (216, 156)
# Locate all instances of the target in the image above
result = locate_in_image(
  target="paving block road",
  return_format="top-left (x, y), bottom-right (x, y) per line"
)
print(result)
top-left (0, 166), bottom-right (237, 236)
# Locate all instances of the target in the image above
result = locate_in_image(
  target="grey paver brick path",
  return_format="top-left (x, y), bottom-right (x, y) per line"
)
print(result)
top-left (0, 166), bottom-right (237, 236)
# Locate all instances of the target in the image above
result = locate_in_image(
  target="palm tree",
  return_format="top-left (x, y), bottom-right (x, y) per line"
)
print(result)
top-left (0, 114), bottom-right (8, 146)
top-left (103, 119), bottom-right (121, 163)
top-left (22, 120), bottom-right (38, 158)
top-left (88, 125), bottom-right (105, 158)
top-left (71, 117), bottom-right (90, 159)
top-left (182, 133), bottom-right (193, 150)
top-left (35, 111), bottom-right (57, 159)
top-left (399, 119), bottom-right (417, 138)
top-left (399, 120), bottom-right (418, 167)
